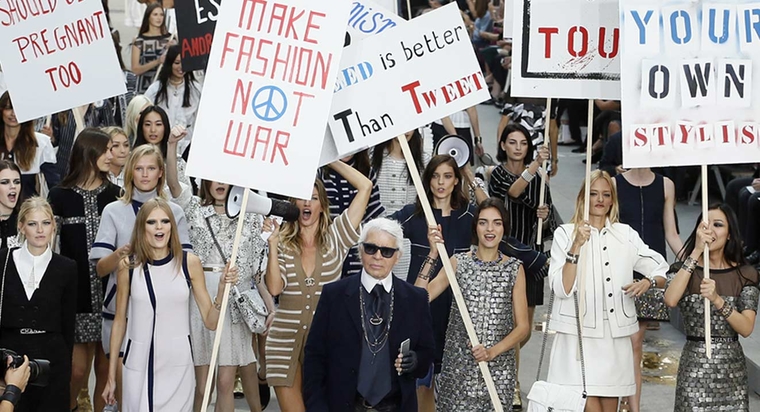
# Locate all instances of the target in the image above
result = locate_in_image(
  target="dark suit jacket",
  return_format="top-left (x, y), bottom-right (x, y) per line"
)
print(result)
top-left (303, 275), bottom-right (435, 412)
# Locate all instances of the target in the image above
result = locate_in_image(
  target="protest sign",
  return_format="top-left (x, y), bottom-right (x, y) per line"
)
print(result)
top-left (175, 0), bottom-right (220, 71)
top-left (511, 0), bottom-right (620, 99)
top-left (0, 0), bottom-right (126, 122)
top-left (319, 0), bottom-right (404, 165)
top-left (620, 0), bottom-right (760, 168)
top-left (503, 0), bottom-right (514, 40)
top-left (327, 3), bottom-right (489, 157)
top-left (187, 0), bottom-right (351, 199)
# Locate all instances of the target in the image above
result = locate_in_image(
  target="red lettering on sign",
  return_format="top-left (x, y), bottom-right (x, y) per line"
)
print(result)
top-left (632, 127), bottom-right (648, 147)
top-left (568, 26), bottom-right (588, 57)
top-left (291, 91), bottom-right (314, 127)
top-left (44, 61), bottom-right (81, 91)
top-left (401, 72), bottom-right (485, 114)
top-left (537, 27), bottom-right (558, 58)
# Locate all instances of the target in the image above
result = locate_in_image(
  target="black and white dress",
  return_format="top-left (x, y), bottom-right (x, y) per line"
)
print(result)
top-left (49, 182), bottom-right (122, 343)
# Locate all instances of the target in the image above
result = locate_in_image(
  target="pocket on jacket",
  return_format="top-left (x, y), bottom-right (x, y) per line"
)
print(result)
top-left (620, 293), bottom-right (636, 319)
top-left (123, 340), bottom-right (148, 372)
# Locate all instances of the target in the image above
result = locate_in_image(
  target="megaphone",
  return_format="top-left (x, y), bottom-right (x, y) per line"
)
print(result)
top-left (225, 186), bottom-right (300, 222)
top-left (434, 134), bottom-right (471, 168)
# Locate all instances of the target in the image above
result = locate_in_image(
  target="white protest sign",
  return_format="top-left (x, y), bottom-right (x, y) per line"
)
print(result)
top-left (503, 0), bottom-right (515, 40)
top-left (0, 0), bottom-right (125, 122)
top-left (187, 0), bottom-right (351, 199)
top-left (620, 0), bottom-right (760, 168)
top-left (327, 3), bottom-right (489, 157)
top-left (510, 0), bottom-right (620, 99)
top-left (319, 0), bottom-right (404, 166)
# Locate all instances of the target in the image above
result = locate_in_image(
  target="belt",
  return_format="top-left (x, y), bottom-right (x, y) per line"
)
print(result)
top-left (203, 266), bottom-right (225, 273)
top-left (3, 328), bottom-right (48, 335)
top-left (687, 335), bottom-right (738, 343)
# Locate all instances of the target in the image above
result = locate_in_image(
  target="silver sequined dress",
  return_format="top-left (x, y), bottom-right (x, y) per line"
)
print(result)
top-left (672, 265), bottom-right (760, 411)
top-left (436, 252), bottom-right (519, 411)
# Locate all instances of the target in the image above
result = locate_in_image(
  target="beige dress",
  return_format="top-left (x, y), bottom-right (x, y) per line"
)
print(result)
top-left (265, 210), bottom-right (359, 387)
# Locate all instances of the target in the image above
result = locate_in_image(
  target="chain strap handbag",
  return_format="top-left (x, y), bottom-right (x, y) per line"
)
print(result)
top-left (205, 217), bottom-right (268, 334)
top-left (0, 249), bottom-right (10, 328)
top-left (526, 290), bottom-right (588, 412)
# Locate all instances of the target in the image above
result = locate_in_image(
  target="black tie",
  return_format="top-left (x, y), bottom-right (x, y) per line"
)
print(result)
top-left (357, 284), bottom-right (391, 405)
top-left (371, 284), bottom-right (384, 324)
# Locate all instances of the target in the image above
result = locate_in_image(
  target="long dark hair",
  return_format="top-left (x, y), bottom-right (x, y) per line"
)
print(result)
top-left (416, 155), bottom-right (466, 215)
top-left (134, 106), bottom-right (170, 158)
top-left (0, 92), bottom-right (38, 171)
top-left (371, 129), bottom-right (424, 184)
top-left (155, 45), bottom-right (198, 108)
top-left (60, 128), bottom-right (112, 188)
top-left (497, 123), bottom-right (535, 164)
top-left (471, 197), bottom-right (510, 245)
top-left (138, 3), bottom-right (167, 36)
top-left (678, 203), bottom-right (745, 267)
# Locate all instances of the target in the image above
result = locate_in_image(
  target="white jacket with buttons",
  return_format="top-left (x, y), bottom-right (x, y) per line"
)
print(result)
top-left (548, 221), bottom-right (669, 339)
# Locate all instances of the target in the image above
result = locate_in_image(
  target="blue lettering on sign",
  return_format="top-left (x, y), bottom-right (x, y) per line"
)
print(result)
top-left (348, 1), bottom-right (397, 35)
top-left (631, 10), bottom-right (655, 44)
top-left (670, 10), bottom-right (692, 44)
top-left (745, 8), bottom-right (760, 43)
top-left (708, 8), bottom-right (730, 44)
top-left (334, 62), bottom-right (374, 93)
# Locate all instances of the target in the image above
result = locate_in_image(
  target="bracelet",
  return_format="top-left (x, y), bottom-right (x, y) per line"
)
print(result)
top-left (681, 256), bottom-right (698, 274)
top-left (1, 385), bottom-right (21, 406)
top-left (213, 296), bottom-right (222, 310)
top-left (417, 272), bottom-right (431, 281)
top-left (719, 301), bottom-right (734, 319)
top-left (422, 255), bottom-right (438, 268)
top-left (474, 136), bottom-right (482, 145)
top-left (521, 169), bottom-right (535, 182)
top-left (565, 253), bottom-right (579, 265)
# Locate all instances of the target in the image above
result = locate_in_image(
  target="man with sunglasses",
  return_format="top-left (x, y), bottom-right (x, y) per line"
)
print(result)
top-left (303, 218), bottom-right (435, 412)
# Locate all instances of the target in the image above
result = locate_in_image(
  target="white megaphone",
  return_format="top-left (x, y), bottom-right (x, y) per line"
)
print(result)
top-left (434, 134), bottom-right (472, 168)
top-left (225, 186), bottom-right (300, 222)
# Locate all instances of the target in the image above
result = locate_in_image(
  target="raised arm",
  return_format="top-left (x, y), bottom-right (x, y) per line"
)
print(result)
top-left (665, 222), bottom-right (709, 307)
top-left (507, 145), bottom-right (549, 200)
top-left (328, 161), bottom-right (372, 229)
top-left (413, 225), bottom-right (452, 301)
top-left (165, 126), bottom-right (189, 202)
top-left (263, 218), bottom-right (284, 296)
top-left (663, 177), bottom-right (683, 256)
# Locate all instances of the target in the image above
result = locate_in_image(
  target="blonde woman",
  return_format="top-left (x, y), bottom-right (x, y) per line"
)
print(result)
top-left (546, 170), bottom-right (669, 412)
top-left (90, 145), bottom-right (191, 364)
top-left (102, 198), bottom-right (237, 411)
top-left (124, 95), bottom-right (152, 146)
top-left (263, 161), bottom-right (371, 411)
top-left (0, 197), bottom-right (78, 411)
top-left (103, 127), bottom-right (131, 187)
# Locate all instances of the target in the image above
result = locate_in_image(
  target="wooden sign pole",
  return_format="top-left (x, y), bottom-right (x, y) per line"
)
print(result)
top-left (397, 134), bottom-right (504, 411)
top-left (200, 189), bottom-right (250, 411)
top-left (577, 99), bottom-right (595, 330)
top-left (701, 164), bottom-right (712, 358)
top-left (536, 97), bottom-right (552, 246)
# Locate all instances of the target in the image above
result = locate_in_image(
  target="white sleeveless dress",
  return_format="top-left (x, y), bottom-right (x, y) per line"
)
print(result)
top-left (121, 252), bottom-right (194, 412)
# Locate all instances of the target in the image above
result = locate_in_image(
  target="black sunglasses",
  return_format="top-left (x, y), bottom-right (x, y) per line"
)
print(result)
top-left (361, 242), bottom-right (398, 258)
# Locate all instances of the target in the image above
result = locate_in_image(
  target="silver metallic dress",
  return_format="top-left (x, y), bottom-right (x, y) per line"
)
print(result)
top-left (436, 251), bottom-right (519, 411)
top-left (672, 265), bottom-right (760, 412)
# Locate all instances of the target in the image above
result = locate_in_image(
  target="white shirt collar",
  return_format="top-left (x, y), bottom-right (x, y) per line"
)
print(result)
top-left (360, 269), bottom-right (393, 294)
top-left (13, 241), bottom-right (53, 300)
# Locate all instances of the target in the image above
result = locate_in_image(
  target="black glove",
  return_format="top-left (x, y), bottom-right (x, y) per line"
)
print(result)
top-left (397, 350), bottom-right (418, 375)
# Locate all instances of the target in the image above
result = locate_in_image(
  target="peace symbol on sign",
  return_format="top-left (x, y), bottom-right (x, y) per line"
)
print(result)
top-left (252, 85), bottom-right (288, 122)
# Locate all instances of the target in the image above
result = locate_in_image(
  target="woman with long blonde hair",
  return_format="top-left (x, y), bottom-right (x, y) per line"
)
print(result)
top-left (0, 197), bottom-right (77, 411)
top-left (545, 170), bottom-right (668, 412)
top-left (89, 144), bottom-right (191, 394)
top-left (103, 198), bottom-right (238, 411)
top-left (262, 161), bottom-right (371, 411)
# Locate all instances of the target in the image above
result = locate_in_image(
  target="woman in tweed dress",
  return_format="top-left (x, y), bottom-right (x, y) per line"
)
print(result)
top-left (263, 160), bottom-right (371, 412)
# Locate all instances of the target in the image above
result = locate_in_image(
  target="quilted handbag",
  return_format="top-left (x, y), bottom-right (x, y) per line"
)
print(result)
top-left (526, 291), bottom-right (587, 412)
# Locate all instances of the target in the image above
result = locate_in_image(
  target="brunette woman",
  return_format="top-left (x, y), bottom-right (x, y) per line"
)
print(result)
top-left (103, 198), bottom-right (238, 411)
top-left (47, 128), bottom-right (122, 412)
top-left (547, 170), bottom-right (668, 412)
top-left (90, 145), bottom-right (191, 365)
top-left (372, 129), bottom-right (428, 280)
top-left (131, 3), bottom-right (172, 93)
top-left (488, 123), bottom-right (555, 405)
top-left (665, 204), bottom-right (759, 412)
top-left (0, 197), bottom-right (78, 411)
top-left (103, 126), bottom-right (131, 187)
top-left (0, 92), bottom-right (59, 202)
top-left (263, 161), bottom-right (371, 411)
top-left (145, 45), bottom-right (202, 157)
top-left (614, 168), bottom-right (682, 412)
top-left (0, 160), bottom-right (21, 250)
top-left (416, 198), bottom-right (529, 409)
top-left (165, 132), bottom-right (274, 412)
top-left (389, 155), bottom-right (474, 411)
top-left (319, 150), bottom-right (384, 278)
